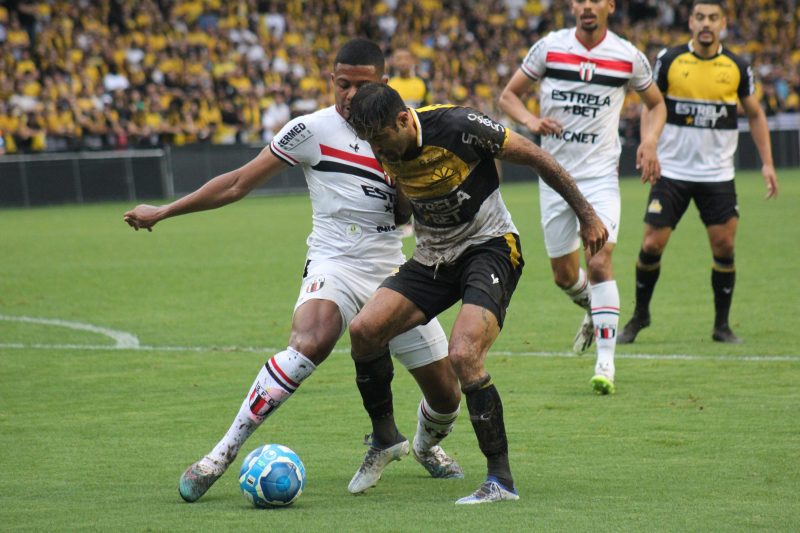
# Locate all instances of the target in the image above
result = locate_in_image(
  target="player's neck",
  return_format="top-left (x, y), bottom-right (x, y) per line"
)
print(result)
top-left (690, 39), bottom-right (722, 59)
top-left (575, 27), bottom-right (607, 50)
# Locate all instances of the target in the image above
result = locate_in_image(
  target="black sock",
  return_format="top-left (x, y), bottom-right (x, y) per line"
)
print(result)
top-left (354, 350), bottom-right (402, 446)
top-left (464, 376), bottom-right (513, 490)
top-left (634, 249), bottom-right (661, 319)
top-left (712, 255), bottom-right (735, 329)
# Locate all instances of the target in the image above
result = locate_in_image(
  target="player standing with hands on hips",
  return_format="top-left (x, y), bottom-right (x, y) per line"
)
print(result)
top-left (617, 0), bottom-right (779, 345)
top-left (499, 0), bottom-right (666, 394)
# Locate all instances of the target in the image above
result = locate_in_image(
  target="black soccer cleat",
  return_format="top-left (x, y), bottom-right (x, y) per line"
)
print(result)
top-left (617, 315), bottom-right (651, 344)
top-left (712, 326), bottom-right (742, 344)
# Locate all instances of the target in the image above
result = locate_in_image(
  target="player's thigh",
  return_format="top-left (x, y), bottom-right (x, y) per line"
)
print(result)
top-left (389, 316), bottom-right (448, 370)
top-left (350, 286), bottom-right (429, 354)
top-left (581, 177), bottom-right (621, 245)
top-left (460, 234), bottom-right (524, 331)
top-left (294, 260), bottom-right (380, 338)
top-left (694, 180), bottom-right (739, 228)
top-left (643, 176), bottom-right (692, 229)
top-left (539, 182), bottom-right (581, 258)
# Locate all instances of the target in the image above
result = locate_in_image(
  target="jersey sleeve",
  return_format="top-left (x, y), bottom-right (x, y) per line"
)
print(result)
top-left (450, 106), bottom-right (509, 158)
top-left (738, 61), bottom-right (756, 99)
top-left (631, 47), bottom-right (654, 92)
top-left (269, 115), bottom-right (319, 167)
top-left (520, 36), bottom-right (548, 81)
top-left (652, 47), bottom-right (671, 93)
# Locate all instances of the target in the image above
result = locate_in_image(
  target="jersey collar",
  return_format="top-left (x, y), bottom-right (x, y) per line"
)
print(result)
top-left (574, 27), bottom-right (608, 51)
top-left (688, 39), bottom-right (723, 58)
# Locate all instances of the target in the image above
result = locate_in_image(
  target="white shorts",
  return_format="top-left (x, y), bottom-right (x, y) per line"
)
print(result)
top-left (539, 176), bottom-right (621, 258)
top-left (294, 259), bottom-right (448, 370)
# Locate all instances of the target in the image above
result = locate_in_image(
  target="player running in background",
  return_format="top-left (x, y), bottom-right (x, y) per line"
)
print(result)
top-left (347, 83), bottom-right (607, 503)
top-left (498, 0), bottom-right (666, 394)
top-left (123, 38), bottom-right (463, 502)
top-left (617, 0), bottom-right (779, 345)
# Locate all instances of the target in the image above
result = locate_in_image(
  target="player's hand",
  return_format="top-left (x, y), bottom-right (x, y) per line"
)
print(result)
top-left (636, 139), bottom-right (660, 184)
top-left (123, 204), bottom-right (163, 232)
top-left (525, 116), bottom-right (563, 136)
top-left (579, 214), bottom-right (609, 257)
top-left (762, 164), bottom-right (778, 199)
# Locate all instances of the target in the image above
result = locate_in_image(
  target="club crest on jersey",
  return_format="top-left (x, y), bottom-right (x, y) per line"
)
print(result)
top-left (304, 275), bottom-right (325, 293)
top-left (579, 61), bottom-right (596, 82)
top-left (647, 199), bottom-right (663, 214)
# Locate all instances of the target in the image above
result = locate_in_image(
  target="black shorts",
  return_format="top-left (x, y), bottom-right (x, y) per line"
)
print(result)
top-left (643, 177), bottom-right (739, 229)
top-left (380, 234), bottom-right (524, 329)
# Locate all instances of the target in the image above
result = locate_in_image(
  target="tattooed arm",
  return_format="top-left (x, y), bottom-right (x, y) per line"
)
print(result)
top-left (499, 130), bottom-right (609, 255)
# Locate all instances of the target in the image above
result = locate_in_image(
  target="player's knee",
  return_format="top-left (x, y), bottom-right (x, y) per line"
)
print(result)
top-left (710, 237), bottom-right (734, 258)
top-left (552, 268), bottom-right (577, 289)
top-left (349, 315), bottom-right (384, 355)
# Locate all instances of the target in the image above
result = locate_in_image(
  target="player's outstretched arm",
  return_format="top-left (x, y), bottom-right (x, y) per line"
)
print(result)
top-left (123, 147), bottom-right (287, 231)
top-left (637, 84), bottom-right (666, 184)
top-left (498, 69), bottom-right (563, 136)
top-left (741, 94), bottom-right (779, 199)
top-left (500, 130), bottom-right (608, 255)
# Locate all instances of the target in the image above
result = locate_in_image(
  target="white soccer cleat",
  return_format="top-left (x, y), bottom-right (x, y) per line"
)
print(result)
top-left (412, 438), bottom-right (463, 479)
top-left (572, 312), bottom-right (594, 354)
top-left (348, 435), bottom-right (410, 494)
top-left (178, 458), bottom-right (227, 503)
top-left (455, 478), bottom-right (519, 505)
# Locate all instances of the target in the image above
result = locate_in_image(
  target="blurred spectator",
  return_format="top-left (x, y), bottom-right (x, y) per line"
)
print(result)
top-left (0, 0), bottom-right (797, 154)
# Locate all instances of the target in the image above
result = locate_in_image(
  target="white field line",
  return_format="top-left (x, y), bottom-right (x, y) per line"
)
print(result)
top-left (0, 314), bottom-right (797, 362)
top-left (0, 342), bottom-right (797, 362)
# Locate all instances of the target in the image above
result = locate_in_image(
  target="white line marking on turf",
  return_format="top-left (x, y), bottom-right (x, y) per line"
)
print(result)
top-left (0, 342), bottom-right (797, 362)
top-left (0, 315), bottom-right (140, 349)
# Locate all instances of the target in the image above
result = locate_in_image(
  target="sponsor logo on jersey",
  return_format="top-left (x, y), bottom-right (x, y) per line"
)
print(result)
top-left (675, 101), bottom-right (729, 128)
top-left (551, 130), bottom-right (599, 144)
top-left (579, 61), bottom-right (596, 81)
top-left (647, 199), bottom-right (663, 214)
top-left (345, 223), bottom-right (363, 239)
top-left (278, 122), bottom-right (310, 149)
top-left (304, 275), bottom-right (325, 293)
top-left (467, 112), bottom-right (504, 132)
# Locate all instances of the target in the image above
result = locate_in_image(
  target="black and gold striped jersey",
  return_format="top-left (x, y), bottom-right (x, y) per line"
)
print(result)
top-left (654, 42), bottom-right (755, 182)
top-left (381, 105), bottom-right (518, 266)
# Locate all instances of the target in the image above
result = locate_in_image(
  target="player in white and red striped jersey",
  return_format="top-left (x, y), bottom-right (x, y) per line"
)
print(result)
top-left (499, 0), bottom-right (666, 395)
top-left (123, 39), bottom-right (463, 503)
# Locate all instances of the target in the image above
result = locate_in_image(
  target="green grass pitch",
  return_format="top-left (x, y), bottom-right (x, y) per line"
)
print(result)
top-left (1, 170), bottom-right (798, 531)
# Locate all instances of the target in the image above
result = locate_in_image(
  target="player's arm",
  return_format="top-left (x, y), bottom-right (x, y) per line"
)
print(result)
top-left (499, 130), bottom-right (608, 255)
top-left (123, 148), bottom-right (288, 231)
top-left (394, 186), bottom-right (412, 226)
top-left (498, 69), bottom-right (563, 136)
top-left (740, 94), bottom-right (778, 199)
top-left (637, 83), bottom-right (666, 184)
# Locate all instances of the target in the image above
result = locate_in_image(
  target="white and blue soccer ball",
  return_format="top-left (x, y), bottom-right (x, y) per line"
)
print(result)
top-left (238, 444), bottom-right (306, 508)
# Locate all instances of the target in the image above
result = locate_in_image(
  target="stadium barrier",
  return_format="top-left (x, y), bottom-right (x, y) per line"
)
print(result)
top-left (1, 130), bottom-right (797, 207)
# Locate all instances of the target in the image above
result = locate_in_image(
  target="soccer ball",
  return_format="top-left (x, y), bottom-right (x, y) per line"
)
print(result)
top-left (238, 444), bottom-right (306, 508)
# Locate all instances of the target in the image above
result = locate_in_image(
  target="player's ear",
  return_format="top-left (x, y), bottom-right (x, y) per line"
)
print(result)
top-left (397, 110), bottom-right (409, 129)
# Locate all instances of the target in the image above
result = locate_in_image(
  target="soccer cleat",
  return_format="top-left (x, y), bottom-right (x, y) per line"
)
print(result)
top-left (712, 326), bottom-right (742, 344)
top-left (412, 438), bottom-right (464, 479)
top-left (348, 435), bottom-right (410, 494)
top-left (572, 312), bottom-right (594, 354)
top-left (617, 315), bottom-right (651, 344)
top-left (455, 477), bottom-right (519, 505)
top-left (590, 374), bottom-right (616, 395)
top-left (178, 459), bottom-right (226, 503)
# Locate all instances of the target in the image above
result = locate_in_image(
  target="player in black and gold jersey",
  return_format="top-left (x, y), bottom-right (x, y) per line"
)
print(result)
top-left (346, 82), bottom-right (608, 504)
top-left (618, 0), bottom-right (779, 345)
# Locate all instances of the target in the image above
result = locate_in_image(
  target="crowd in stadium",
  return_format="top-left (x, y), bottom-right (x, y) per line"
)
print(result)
top-left (0, 0), bottom-right (798, 153)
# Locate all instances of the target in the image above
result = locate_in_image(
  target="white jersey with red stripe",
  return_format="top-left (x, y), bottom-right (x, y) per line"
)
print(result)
top-left (269, 106), bottom-right (404, 269)
top-left (521, 28), bottom-right (653, 180)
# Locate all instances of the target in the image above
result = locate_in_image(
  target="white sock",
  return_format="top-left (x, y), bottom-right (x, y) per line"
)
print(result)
top-left (203, 348), bottom-right (316, 471)
top-left (591, 281), bottom-right (620, 377)
top-left (413, 398), bottom-right (459, 453)
top-left (564, 268), bottom-right (591, 311)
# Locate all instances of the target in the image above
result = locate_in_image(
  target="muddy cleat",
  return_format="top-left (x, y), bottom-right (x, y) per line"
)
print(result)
top-left (412, 438), bottom-right (463, 479)
top-left (712, 326), bottom-right (742, 344)
top-left (617, 315), bottom-right (651, 344)
top-left (455, 477), bottom-right (519, 505)
top-left (348, 435), bottom-right (410, 494)
top-left (572, 312), bottom-right (594, 354)
top-left (179, 460), bottom-right (226, 503)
